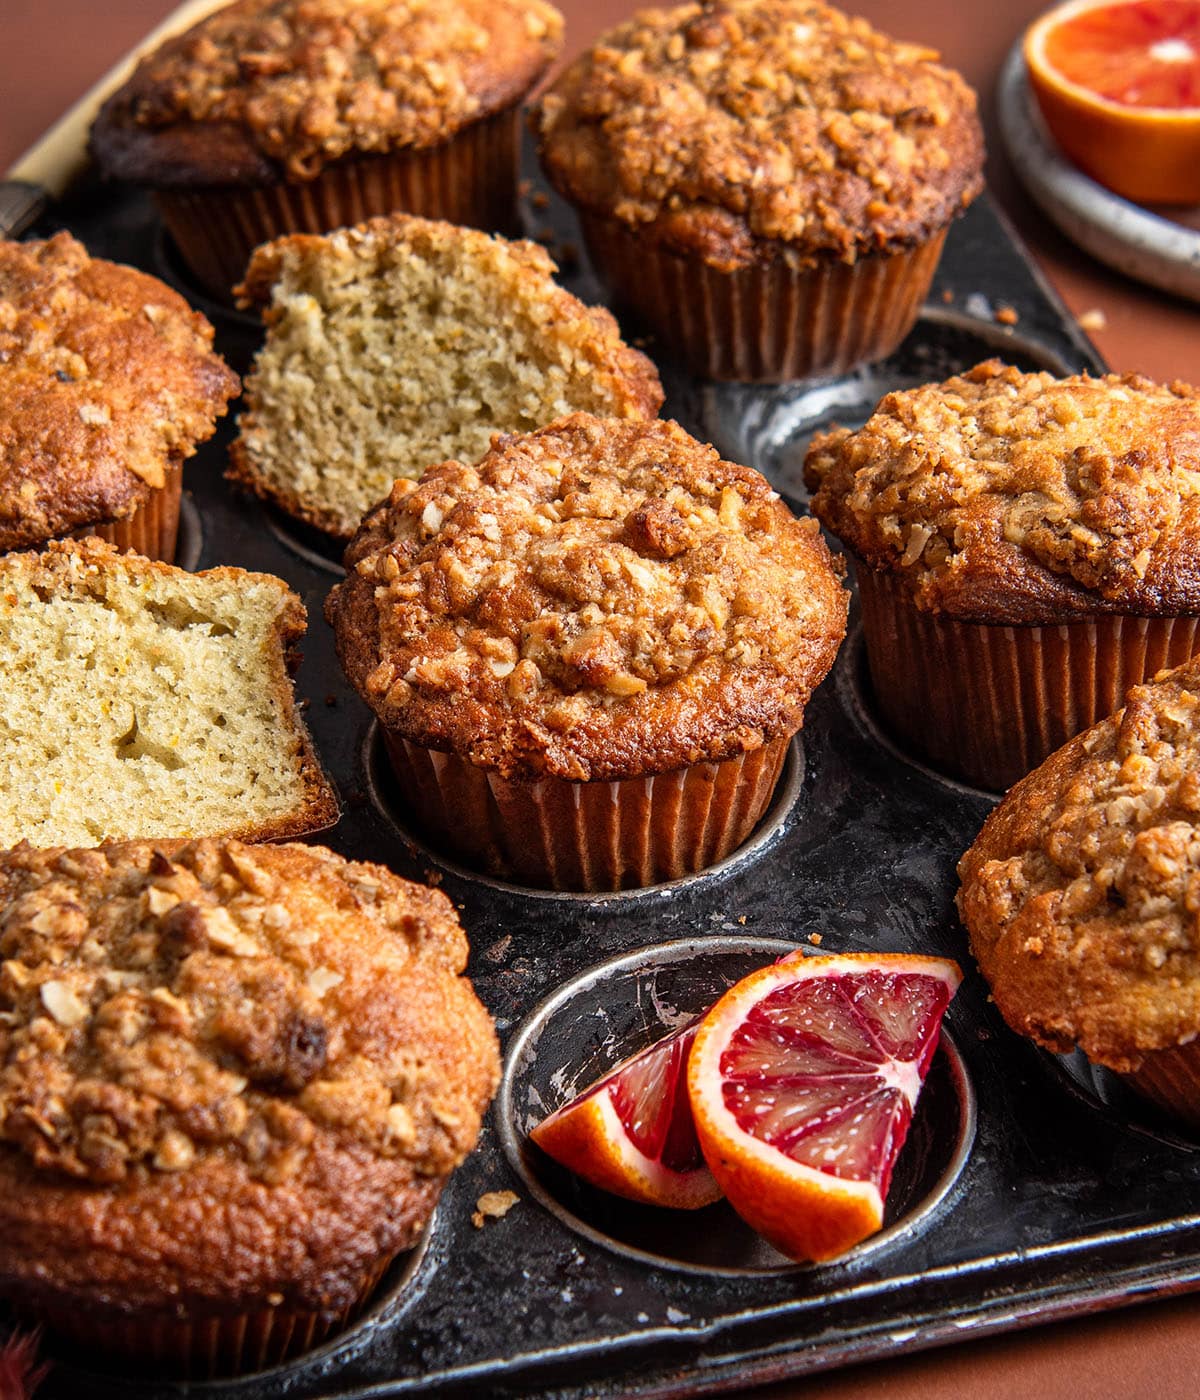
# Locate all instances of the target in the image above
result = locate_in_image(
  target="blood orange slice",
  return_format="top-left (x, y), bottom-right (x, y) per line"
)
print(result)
top-left (1025, 0), bottom-right (1200, 204)
top-left (530, 1019), bottom-right (721, 1210)
top-left (688, 951), bottom-right (962, 1262)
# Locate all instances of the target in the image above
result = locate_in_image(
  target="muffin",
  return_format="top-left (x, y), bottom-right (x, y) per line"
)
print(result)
top-left (0, 538), bottom-right (338, 848)
top-left (328, 413), bottom-right (849, 891)
top-left (958, 655), bottom-right (1200, 1129)
top-left (91, 0), bottom-right (564, 300)
top-left (228, 213), bottom-right (663, 539)
top-left (805, 360), bottom-right (1200, 791)
top-left (0, 837), bottom-right (499, 1375)
top-left (534, 0), bottom-right (983, 382)
top-left (0, 233), bottom-right (237, 560)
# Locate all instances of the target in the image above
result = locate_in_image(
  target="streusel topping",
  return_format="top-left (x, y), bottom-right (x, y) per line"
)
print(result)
top-left (958, 657), bottom-right (1200, 1069)
top-left (806, 361), bottom-right (1200, 623)
top-left (0, 234), bottom-right (237, 551)
top-left (0, 839), bottom-right (497, 1187)
top-left (330, 414), bottom-right (848, 780)
top-left (101, 0), bottom-right (563, 180)
top-left (536, 0), bottom-right (983, 269)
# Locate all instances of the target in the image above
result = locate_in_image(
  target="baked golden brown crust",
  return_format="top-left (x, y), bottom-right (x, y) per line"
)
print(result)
top-left (0, 837), bottom-right (498, 1314)
top-left (806, 360), bottom-right (1200, 625)
top-left (958, 657), bottom-right (1200, 1072)
top-left (91, 0), bottom-right (563, 187)
top-left (328, 413), bottom-right (848, 781)
top-left (0, 235), bottom-right (238, 553)
top-left (535, 0), bottom-right (983, 272)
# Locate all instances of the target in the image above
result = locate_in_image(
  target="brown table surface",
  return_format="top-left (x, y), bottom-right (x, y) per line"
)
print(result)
top-left (3, 2), bottom-right (1200, 1397)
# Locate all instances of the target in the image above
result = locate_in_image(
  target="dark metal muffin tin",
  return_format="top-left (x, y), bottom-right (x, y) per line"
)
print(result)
top-left (17, 148), bottom-right (1200, 1399)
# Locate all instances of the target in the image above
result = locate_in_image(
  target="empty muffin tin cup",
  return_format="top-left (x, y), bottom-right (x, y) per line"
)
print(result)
top-left (497, 936), bottom-right (976, 1276)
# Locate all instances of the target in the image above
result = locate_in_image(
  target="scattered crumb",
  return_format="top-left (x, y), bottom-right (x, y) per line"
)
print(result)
top-left (940, 288), bottom-right (954, 304)
top-left (994, 304), bottom-right (1019, 326)
top-left (324, 693), bottom-right (337, 707)
top-left (532, 191), bottom-right (550, 210)
top-left (472, 1190), bottom-right (519, 1228)
top-left (424, 867), bottom-right (442, 887)
top-left (518, 178), bottom-right (532, 197)
top-left (484, 933), bottom-right (513, 964)
top-left (1077, 307), bottom-right (1107, 332)
top-left (808, 932), bottom-right (823, 946)
top-left (298, 697), bottom-right (311, 709)
top-left (266, 1292), bottom-right (284, 1306)
top-left (737, 914), bottom-right (747, 925)
top-left (976, 1026), bottom-right (992, 1041)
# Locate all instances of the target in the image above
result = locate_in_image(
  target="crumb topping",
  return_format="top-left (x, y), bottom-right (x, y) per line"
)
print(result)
top-left (330, 414), bottom-right (848, 780)
top-left (806, 361), bottom-right (1200, 623)
top-left (102, 0), bottom-right (563, 180)
top-left (535, 0), bottom-right (983, 269)
top-left (0, 839), bottom-right (497, 1187)
top-left (0, 235), bottom-right (237, 552)
top-left (958, 657), bottom-right (1200, 1069)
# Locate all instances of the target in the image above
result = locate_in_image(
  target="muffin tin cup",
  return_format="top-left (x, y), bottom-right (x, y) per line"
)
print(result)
top-left (71, 460), bottom-right (184, 563)
top-left (23, 1251), bottom-right (397, 1381)
top-left (575, 211), bottom-right (947, 383)
top-left (856, 564), bottom-right (1200, 791)
top-left (154, 108), bottom-right (523, 301)
top-left (380, 728), bottom-right (792, 892)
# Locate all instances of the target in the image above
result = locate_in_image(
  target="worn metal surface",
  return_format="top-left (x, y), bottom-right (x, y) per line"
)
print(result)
top-left (18, 152), bottom-right (1199, 1400)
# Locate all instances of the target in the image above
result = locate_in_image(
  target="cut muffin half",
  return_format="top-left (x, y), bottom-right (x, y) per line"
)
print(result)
top-left (228, 213), bottom-right (664, 539)
top-left (0, 539), bottom-right (338, 847)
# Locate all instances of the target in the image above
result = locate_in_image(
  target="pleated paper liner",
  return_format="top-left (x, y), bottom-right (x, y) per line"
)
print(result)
top-left (1123, 1044), bottom-right (1200, 1131)
top-left (856, 565), bottom-right (1200, 791)
top-left (381, 729), bottom-right (791, 892)
top-left (23, 1250), bottom-right (395, 1381)
top-left (157, 108), bottom-right (522, 301)
top-left (576, 212), bottom-right (946, 383)
top-left (70, 460), bottom-right (183, 562)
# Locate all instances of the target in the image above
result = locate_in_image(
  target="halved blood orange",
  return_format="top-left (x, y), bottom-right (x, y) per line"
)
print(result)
top-left (687, 952), bottom-right (962, 1263)
top-left (1025, 0), bottom-right (1200, 204)
top-left (529, 1019), bottom-right (722, 1210)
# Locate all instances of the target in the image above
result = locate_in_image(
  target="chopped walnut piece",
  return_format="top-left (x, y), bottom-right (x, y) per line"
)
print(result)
top-left (472, 1188), bottom-right (520, 1227)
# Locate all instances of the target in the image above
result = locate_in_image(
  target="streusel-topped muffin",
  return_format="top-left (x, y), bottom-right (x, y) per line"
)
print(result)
top-left (958, 655), bottom-right (1200, 1126)
top-left (535, 0), bottom-right (983, 379)
top-left (806, 360), bottom-right (1200, 788)
top-left (328, 413), bottom-right (848, 888)
top-left (92, 0), bottom-right (564, 296)
top-left (0, 233), bottom-right (237, 559)
top-left (0, 837), bottom-right (499, 1374)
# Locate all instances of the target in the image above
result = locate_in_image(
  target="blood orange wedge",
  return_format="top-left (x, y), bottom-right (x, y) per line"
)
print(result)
top-left (687, 951), bottom-right (962, 1262)
top-left (529, 1019), bottom-right (722, 1210)
top-left (1025, 0), bottom-right (1200, 204)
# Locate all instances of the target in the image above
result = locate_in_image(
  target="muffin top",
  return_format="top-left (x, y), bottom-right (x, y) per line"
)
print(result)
top-left (0, 838), bottom-right (498, 1311)
top-left (0, 234), bottom-right (238, 553)
top-left (329, 414), bottom-right (848, 781)
top-left (805, 361), bottom-right (1200, 625)
top-left (535, 0), bottom-right (983, 271)
top-left (958, 657), bottom-right (1200, 1072)
top-left (92, 0), bottom-right (564, 186)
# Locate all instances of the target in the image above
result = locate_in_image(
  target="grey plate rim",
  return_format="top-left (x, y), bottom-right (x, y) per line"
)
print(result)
top-left (494, 935), bottom-right (977, 1280)
top-left (998, 41), bottom-right (1200, 304)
